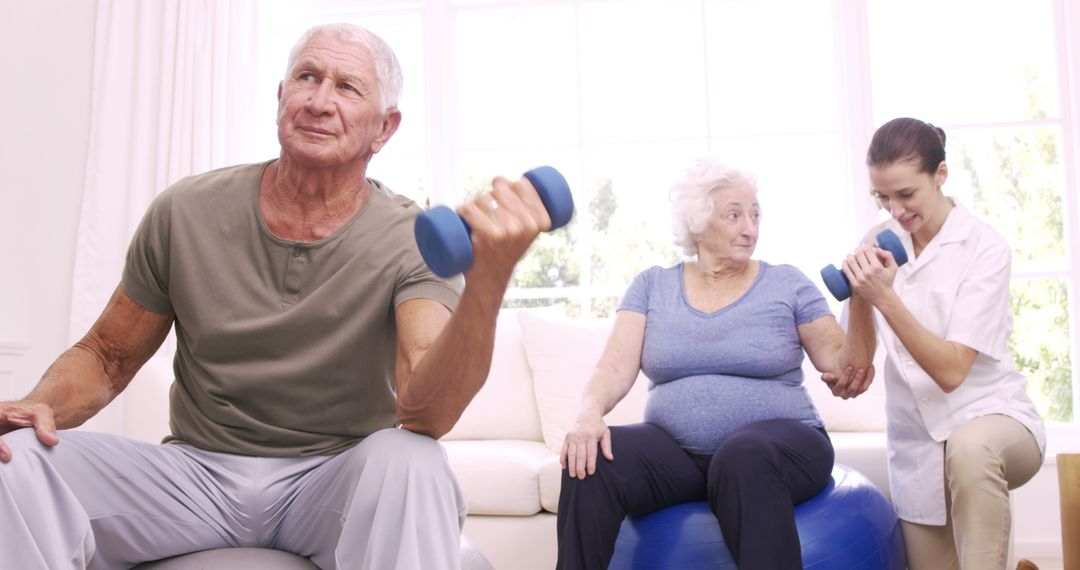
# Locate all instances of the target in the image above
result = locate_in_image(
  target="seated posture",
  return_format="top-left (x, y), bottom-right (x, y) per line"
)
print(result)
top-left (839, 117), bottom-right (1045, 570)
top-left (0, 23), bottom-right (552, 570)
top-left (556, 158), bottom-right (874, 570)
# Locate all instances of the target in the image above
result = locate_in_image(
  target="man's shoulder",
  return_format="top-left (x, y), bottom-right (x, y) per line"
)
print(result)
top-left (368, 178), bottom-right (420, 211)
top-left (365, 178), bottom-right (425, 228)
top-left (369, 178), bottom-right (415, 204)
top-left (169, 161), bottom-right (269, 200)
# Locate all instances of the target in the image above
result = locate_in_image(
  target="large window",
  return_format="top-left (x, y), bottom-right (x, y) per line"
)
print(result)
top-left (240, 0), bottom-right (1079, 425)
top-left (867, 0), bottom-right (1079, 423)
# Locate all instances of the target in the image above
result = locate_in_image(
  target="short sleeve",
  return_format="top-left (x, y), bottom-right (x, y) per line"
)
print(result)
top-left (788, 266), bottom-right (833, 326)
top-left (394, 266), bottom-right (464, 311)
top-left (392, 204), bottom-right (464, 311)
top-left (121, 189), bottom-right (175, 315)
top-left (617, 267), bottom-right (656, 315)
top-left (944, 241), bottom-right (1012, 361)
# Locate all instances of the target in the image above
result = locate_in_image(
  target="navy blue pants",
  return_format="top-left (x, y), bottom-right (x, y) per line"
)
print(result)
top-left (556, 419), bottom-right (834, 570)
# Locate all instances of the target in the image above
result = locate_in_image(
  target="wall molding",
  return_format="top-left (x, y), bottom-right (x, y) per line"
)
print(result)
top-left (1016, 538), bottom-right (1064, 560)
top-left (0, 340), bottom-right (30, 356)
top-left (0, 339), bottom-right (30, 400)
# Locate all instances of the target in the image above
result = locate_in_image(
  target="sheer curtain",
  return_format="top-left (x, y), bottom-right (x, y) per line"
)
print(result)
top-left (71, 0), bottom-right (260, 436)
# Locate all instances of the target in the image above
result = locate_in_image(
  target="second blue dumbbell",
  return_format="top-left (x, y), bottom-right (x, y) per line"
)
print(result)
top-left (820, 229), bottom-right (909, 301)
top-left (414, 166), bottom-right (575, 278)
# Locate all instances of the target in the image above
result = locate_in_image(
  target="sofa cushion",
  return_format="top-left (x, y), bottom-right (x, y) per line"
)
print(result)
top-left (443, 309), bottom-right (547, 441)
top-left (517, 312), bottom-right (649, 453)
top-left (537, 455), bottom-right (562, 513)
top-left (442, 440), bottom-right (553, 516)
top-left (830, 432), bottom-right (891, 500)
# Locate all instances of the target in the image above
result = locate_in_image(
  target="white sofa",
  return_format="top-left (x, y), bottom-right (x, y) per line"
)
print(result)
top-left (441, 309), bottom-right (891, 570)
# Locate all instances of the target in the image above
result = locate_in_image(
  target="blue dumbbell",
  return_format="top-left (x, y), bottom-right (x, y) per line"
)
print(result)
top-left (414, 166), bottom-right (575, 278)
top-left (820, 229), bottom-right (909, 301)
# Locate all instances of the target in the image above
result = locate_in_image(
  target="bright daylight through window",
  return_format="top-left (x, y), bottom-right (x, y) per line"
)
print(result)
top-left (243, 0), bottom-right (1078, 425)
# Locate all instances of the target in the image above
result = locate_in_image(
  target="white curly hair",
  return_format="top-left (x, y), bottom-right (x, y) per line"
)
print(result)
top-left (670, 157), bottom-right (758, 257)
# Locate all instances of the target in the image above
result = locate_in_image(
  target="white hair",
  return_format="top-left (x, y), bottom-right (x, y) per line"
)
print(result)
top-left (285, 23), bottom-right (404, 112)
top-left (669, 157), bottom-right (758, 257)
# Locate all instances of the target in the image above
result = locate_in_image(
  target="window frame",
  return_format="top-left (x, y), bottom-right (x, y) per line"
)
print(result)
top-left (264, 0), bottom-right (1080, 432)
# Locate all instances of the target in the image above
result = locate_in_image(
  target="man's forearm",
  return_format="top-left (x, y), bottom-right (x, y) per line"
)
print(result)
top-left (24, 344), bottom-right (116, 429)
top-left (396, 290), bottom-right (501, 438)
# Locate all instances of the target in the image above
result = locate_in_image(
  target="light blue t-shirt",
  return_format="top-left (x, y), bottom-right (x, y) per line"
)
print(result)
top-left (620, 261), bottom-right (832, 455)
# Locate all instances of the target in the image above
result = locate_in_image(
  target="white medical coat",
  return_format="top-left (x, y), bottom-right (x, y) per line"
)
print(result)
top-left (856, 202), bottom-right (1046, 525)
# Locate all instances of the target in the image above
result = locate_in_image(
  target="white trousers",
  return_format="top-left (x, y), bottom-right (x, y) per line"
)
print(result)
top-left (0, 427), bottom-right (467, 570)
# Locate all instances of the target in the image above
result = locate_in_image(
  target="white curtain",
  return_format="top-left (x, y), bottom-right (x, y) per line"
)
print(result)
top-left (71, 0), bottom-right (261, 436)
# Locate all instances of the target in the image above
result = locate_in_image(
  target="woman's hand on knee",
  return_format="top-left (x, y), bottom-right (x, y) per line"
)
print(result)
top-left (560, 413), bottom-right (613, 480)
top-left (0, 400), bottom-right (59, 463)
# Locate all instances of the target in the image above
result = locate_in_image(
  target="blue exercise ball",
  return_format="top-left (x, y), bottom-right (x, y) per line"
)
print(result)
top-left (609, 464), bottom-right (905, 569)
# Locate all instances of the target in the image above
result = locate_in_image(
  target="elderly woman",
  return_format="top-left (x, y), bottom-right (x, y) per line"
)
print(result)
top-left (555, 158), bottom-right (875, 570)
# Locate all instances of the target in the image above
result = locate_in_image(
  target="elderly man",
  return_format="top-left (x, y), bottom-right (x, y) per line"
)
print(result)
top-left (0, 23), bottom-right (549, 569)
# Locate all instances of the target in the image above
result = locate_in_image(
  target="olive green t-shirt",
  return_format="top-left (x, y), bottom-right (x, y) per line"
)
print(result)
top-left (122, 161), bottom-right (463, 457)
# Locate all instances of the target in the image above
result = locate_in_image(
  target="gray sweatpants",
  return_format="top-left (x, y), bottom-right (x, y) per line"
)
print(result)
top-left (0, 427), bottom-right (467, 570)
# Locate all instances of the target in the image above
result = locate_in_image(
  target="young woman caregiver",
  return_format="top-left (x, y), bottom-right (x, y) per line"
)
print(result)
top-left (839, 117), bottom-right (1045, 570)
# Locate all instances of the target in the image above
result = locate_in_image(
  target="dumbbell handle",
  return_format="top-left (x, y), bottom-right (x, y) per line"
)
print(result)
top-left (414, 166), bottom-right (574, 278)
top-left (820, 229), bottom-right (909, 301)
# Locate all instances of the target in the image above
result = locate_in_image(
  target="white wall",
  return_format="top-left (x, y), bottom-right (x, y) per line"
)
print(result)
top-left (0, 0), bottom-right (1068, 562)
top-left (1013, 459), bottom-right (1066, 561)
top-left (0, 0), bottom-right (96, 396)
